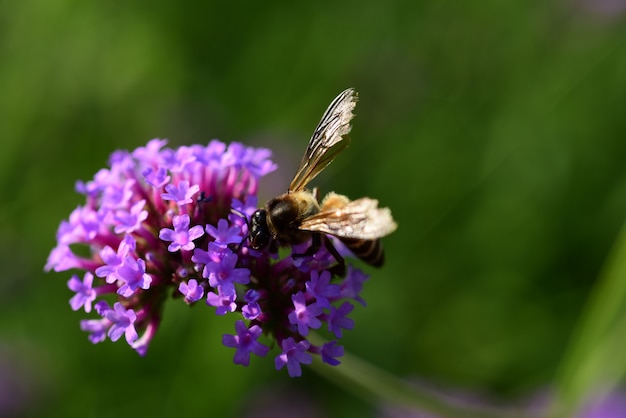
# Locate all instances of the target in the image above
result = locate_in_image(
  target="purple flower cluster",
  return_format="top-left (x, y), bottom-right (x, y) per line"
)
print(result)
top-left (46, 138), bottom-right (370, 376)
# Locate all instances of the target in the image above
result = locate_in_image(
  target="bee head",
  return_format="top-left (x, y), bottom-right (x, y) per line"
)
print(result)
top-left (249, 209), bottom-right (271, 249)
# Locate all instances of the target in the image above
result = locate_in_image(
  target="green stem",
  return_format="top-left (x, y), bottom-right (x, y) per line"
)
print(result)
top-left (308, 334), bottom-right (530, 418)
top-left (550, 219), bottom-right (626, 417)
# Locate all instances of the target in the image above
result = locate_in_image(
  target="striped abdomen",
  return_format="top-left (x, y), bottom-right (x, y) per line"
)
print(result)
top-left (339, 238), bottom-right (384, 267)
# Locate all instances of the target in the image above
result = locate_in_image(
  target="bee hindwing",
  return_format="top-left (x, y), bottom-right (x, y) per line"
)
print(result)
top-left (298, 197), bottom-right (397, 240)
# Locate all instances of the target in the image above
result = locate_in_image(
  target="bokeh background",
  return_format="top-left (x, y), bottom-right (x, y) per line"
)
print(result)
top-left (3, 1), bottom-right (626, 417)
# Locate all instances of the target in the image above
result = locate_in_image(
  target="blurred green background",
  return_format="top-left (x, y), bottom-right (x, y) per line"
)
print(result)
top-left (3, 0), bottom-right (626, 417)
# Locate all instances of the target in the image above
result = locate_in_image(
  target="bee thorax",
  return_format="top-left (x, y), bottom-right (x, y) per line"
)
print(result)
top-left (320, 192), bottom-right (350, 211)
top-left (265, 191), bottom-right (320, 244)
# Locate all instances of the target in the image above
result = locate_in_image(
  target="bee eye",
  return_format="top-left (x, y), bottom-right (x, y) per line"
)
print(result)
top-left (251, 210), bottom-right (266, 225)
top-left (250, 228), bottom-right (269, 249)
top-left (249, 210), bottom-right (270, 249)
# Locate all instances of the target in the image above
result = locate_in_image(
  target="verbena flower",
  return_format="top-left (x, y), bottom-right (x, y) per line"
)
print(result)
top-left (46, 138), bottom-right (370, 377)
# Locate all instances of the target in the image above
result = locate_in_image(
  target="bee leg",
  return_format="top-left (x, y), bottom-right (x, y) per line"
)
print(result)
top-left (292, 234), bottom-right (346, 277)
top-left (292, 233), bottom-right (322, 259)
top-left (323, 236), bottom-right (346, 277)
top-left (269, 239), bottom-right (279, 255)
top-left (229, 208), bottom-right (250, 255)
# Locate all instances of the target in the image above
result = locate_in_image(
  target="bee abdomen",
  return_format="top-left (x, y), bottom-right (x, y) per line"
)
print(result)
top-left (340, 238), bottom-right (384, 267)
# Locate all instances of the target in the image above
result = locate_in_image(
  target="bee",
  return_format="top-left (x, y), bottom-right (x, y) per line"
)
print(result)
top-left (248, 88), bottom-right (397, 269)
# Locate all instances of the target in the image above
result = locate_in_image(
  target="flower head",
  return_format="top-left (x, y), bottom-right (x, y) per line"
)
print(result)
top-left (47, 138), bottom-right (373, 375)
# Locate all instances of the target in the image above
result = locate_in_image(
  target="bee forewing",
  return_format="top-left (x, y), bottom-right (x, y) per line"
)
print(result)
top-left (289, 88), bottom-right (358, 192)
top-left (299, 197), bottom-right (397, 240)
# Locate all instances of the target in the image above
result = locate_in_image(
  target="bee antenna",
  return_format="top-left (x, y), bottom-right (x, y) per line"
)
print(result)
top-left (230, 208), bottom-right (249, 226)
top-left (229, 208), bottom-right (251, 254)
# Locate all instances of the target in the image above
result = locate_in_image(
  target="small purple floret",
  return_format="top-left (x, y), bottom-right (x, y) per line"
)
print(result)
top-left (321, 341), bottom-right (344, 366)
top-left (178, 279), bottom-right (204, 303)
top-left (67, 272), bottom-right (97, 312)
top-left (340, 266), bottom-right (369, 306)
top-left (275, 337), bottom-right (312, 377)
top-left (95, 236), bottom-right (135, 283)
top-left (116, 256), bottom-right (152, 297)
top-left (206, 291), bottom-right (237, 315)
top-left (305, 270), bottom-right (340, 309)
top-left (159, 214), bottom-right (205, 252)
top-left (142, 167), bottom-right (170, 188)
top-left (204, 251), bottom-right (250, 296)
top-left (104, 302), bottom-right (138, 344)
top-left (222, 320), bottom-right (270, 366)
top-left (114, 200), bottom-right (148, 234)
top-left (288, 291), bottom-right (323, 337)
top-left (205, 218), bottom-right (243, 248)
top-left (161, 180), bottom-right (200, 206)
top-left (80, 318), bottom-right (108, 343)
top-left (242, 289), bottom-right (262, 320)
top-left (327, 301), bottom-right (355, 338)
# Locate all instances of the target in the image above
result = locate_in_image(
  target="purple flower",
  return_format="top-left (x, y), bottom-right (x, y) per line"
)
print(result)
top-left (341, 266), bottom-right (369, 306)
top-left (159, 214), bottom-right (205, 252)
top-left (275, 338), bottom-right (313, 377)
top-left (114, 200), bottom-right (148, 234)
top-left (244, 289), bottom-right (260, 303)
top-left (161, 180), bottom-right (200, 206)
top-left (242, 289), bottom-right (261, 320)
top-left (229, 196), bottom-right (258, 227)
top-left (67, 272), bottom-right (97, 312)
top-left (95, 235), bottom-right (135, 283)
top-left (130, 320), bottom-right (157, 357)
top-left (75, 169), bottom-right (106, 196)
top-left (102, 178), bottom-right (135, 209)
top-left (103, 302), bottom-right (138, 344)
top-left (288, 292), bottom-right (323, 336)
top-left (222, 320), bottom-right (270, 366)
top-left (203, 251), bottom-right (250, 296)
top-left (327, 301), bottom-right (354, 338)
top-left (178, 279), bottom-right (204, 303)
top-left (205, 218), bottom-right (243, 248)
top-left (70, 206), bottom-right (103, 240)
top-left (242, 302), bottom-right (261, 320)
top-left (80, 318), bottom-right (108, 343)
top-left (45, 244), bottom-right (81, 272)
top-left (321, 341), bottom-right (344, 366)
top-left (47, 136), bottom-right (386, 375)
top-left (191, 242), bottom-right (223, 277)
top-left (206, 291), bottom-right (237, 315)
top-left (142, 166), bottom-right (170, 188)
top-left (305, 270), bottom-right (340, 309)
top-left (116, 256), bottom-right (152, 297)
top-left (132, 138), bottom-right (167, 162)
top-left (241, 146), bottom-right (278, 177)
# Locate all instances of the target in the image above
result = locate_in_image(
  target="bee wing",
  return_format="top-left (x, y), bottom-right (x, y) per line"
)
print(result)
top-left (299, 197), bottom-right (397, 240)
top-left (289, 88), bottom-right (358, 192)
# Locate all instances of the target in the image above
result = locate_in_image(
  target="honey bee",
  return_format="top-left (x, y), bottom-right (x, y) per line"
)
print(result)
top-left (248, 88), bottom-right (397, 269)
